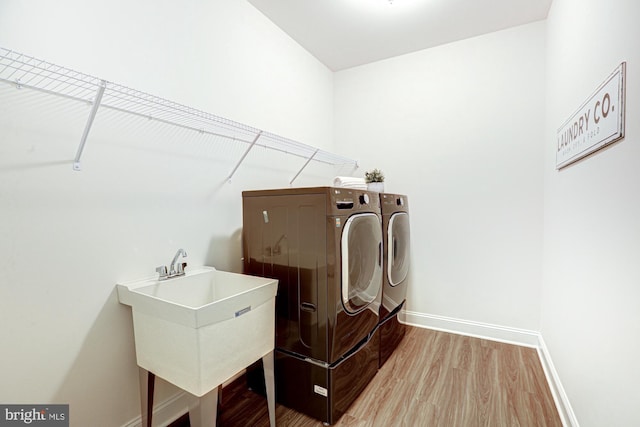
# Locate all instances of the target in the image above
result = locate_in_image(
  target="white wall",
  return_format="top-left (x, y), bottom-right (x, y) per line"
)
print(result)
top-left (335, 22), bottom-right (546, 332)
top-left (542, 0), bottom-right (640, 425)
top-left (0, 1), bottom-right (335, 425)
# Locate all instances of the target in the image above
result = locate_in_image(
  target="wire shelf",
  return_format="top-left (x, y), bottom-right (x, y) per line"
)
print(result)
top-left (0, 47), bottom-right (357, 179)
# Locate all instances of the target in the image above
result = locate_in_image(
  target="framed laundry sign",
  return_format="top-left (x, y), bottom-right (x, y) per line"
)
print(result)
top-left (556, 62), bottom-right (626, 169)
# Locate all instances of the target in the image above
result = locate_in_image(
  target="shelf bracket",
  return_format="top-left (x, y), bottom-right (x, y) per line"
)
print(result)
top-left (73, 80), bottom-right (106, 171)
top-left (289, 148), bottom-right (319, 185)
top-left (227, 131), bottom-right (262, 182)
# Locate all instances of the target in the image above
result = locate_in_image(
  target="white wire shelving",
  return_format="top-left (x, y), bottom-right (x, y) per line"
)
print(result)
top-left (0, 47), bottom-right (357, 183)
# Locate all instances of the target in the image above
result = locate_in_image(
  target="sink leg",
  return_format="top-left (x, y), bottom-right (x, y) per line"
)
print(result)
top-left (263, 351), bottom-right (276, 427)
top-left (188, 386), bottom-right (219, 427)
top-left (138, 368), bottom-right (155, 427)
top-left (147, 371), bottom-right (155, 427)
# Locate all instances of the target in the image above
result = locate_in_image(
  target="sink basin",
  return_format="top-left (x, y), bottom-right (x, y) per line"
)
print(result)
top-left (117, 266), bottom-right (277, 397)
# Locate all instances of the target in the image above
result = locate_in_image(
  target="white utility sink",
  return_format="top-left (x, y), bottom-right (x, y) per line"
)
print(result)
top-left (117, 266), bottom-right (277, 426)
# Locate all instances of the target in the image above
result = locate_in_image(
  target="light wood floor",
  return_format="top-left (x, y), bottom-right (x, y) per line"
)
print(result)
top-left (172, 326), bottom-right (562, 426)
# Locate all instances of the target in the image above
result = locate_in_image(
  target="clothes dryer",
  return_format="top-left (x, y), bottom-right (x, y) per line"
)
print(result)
top-left (378, 193), bottom-right (411, 367)
top-left (242, 187), bottom-right (382, 425)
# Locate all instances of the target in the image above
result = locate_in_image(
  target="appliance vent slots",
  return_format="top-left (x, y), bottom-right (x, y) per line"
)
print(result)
top-left (0, 47), bottom-right (357, 182)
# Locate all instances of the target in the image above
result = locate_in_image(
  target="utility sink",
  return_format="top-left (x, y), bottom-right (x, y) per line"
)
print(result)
top-left (117, 266), bottom-right (278, 398)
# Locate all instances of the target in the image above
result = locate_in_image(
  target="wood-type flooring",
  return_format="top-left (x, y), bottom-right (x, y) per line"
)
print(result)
top-left (170, 326), bottom-right (562, 426)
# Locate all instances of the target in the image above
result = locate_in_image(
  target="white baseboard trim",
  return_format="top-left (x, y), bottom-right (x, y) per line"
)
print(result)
top-left (402, 310), bottom-right (540, 347)
top-left (536, 335), bottom-right (580, 427)
top-left (121, 371), bottom-right (246, 427)
top-left (122, 390), bottom-right (190, 427)
top-left (401, 310), bottom-right (578, 427)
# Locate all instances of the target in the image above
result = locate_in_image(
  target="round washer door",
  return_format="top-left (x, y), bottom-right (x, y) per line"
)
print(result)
top-left (388, 212), bottom-right (410, 286)
top-left (341, 213), bottom-right (383, 315)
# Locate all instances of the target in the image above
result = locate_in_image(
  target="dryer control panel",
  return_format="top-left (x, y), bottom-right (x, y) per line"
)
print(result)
top-left (330, 188), bottom-right (379, 214)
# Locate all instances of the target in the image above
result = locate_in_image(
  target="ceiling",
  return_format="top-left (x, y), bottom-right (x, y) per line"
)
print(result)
top-left (247, 0), bottom-right (552, 71)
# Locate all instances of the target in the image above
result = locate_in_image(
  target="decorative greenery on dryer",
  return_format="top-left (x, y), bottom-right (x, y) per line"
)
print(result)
top-left (364, 168), bottom-right (385, 183)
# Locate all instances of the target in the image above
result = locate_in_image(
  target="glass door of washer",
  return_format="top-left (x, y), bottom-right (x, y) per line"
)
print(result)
top-left (341, 213), bottom-right (382, 315)
top-left (388, 212), bottom-right (410, 286)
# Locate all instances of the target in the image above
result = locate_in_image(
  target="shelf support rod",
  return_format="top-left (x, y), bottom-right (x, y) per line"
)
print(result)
top-left (227, 131), bottom-right (262, 182)
top-left (73, 80), bottom-right (107, 171)
top-left (290, 148), bottom-right (319, 185)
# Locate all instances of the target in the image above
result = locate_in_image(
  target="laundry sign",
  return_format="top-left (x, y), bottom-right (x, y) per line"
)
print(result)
top-left (556, 62), bottom-right (626, 169)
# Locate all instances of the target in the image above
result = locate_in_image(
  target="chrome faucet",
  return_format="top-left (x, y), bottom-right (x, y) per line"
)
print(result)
top-left (156, 248), bottom-right (188, 280)
top-left (170, 248), bottom-right (187, 276)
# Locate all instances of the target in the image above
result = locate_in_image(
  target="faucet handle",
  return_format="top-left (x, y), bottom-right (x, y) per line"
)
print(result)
top-left (177, 262), bottom-right (187, 274)
top-left (156, 265), bottom-right (168, 279)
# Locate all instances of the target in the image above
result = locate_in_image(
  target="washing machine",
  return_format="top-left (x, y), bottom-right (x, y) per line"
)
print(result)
top-left (242, 187), bottom-right (382, 425)
top-left (378, 193), bottom-right (411, 367)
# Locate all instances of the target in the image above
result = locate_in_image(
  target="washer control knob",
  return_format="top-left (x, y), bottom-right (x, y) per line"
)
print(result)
top-left (397, 197), bottom-right (404, 206)
top-left (360, 194), bottom-right (370, 205)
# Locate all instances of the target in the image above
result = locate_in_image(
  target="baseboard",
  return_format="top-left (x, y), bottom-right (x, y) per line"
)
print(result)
top-left (401, 310), bottom-right (539, 347)
top-left (121, 391), bottom-right (190, 427)
top-left (536, 335), bottom-right (580, 427)
top-left (401, 310), bottom-right (578, 427)
top-left (121, 370), bottom-right (247, 427)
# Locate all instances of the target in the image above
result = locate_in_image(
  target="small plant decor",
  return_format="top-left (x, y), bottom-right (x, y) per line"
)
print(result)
top-left (364, 168), bottom-right (385, 192)
top-left (364, 168), bottom-right (385, 183)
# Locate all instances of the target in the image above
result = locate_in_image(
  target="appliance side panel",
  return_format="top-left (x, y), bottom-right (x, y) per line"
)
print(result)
top-left (243, 193), bottom-right (327, 361)
top-left (275, 350), bottom-right (330, 424)
top-left (297, 202), bottom-right (328, 360)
